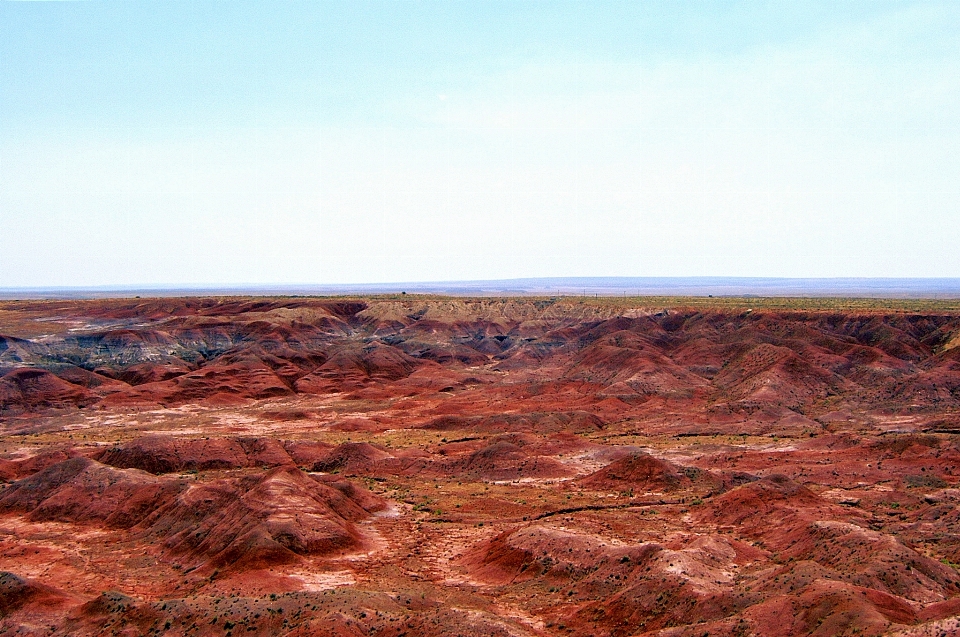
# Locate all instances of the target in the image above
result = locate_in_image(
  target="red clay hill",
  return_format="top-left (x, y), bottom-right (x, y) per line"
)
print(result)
top-left (1, 295), bottom-right (960, 636)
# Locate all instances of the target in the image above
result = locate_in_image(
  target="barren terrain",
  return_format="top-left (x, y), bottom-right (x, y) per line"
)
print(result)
top-left (2, 295), bottom-right (960, 636)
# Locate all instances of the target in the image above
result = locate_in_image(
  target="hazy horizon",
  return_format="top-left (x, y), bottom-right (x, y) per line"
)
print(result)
top-left (4, 276), bottom-right (960, 301)
top-left (3, 1), bottom-right (959, 287)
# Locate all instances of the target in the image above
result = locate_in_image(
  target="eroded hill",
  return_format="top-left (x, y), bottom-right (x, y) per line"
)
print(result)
top-left (1, 296), bottom-right (960, 636)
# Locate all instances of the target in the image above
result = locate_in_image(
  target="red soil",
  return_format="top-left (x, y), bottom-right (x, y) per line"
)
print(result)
top-left (1, 297), bottom-right (960, 636)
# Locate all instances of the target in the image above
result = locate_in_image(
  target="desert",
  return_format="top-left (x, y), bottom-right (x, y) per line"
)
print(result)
top-left (2, 295), bottom-right (960, 636)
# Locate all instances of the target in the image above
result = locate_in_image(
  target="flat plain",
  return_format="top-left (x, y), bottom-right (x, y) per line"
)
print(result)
top-left (2, 295), bottom-right (960, 636)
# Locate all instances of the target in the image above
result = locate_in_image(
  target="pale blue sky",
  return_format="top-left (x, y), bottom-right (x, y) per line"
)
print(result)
top-left (2, 1), bottom-right (958, 287)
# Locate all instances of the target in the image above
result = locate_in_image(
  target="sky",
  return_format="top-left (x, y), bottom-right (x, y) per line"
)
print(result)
top-left (1, 1), bottom-right (959, 287)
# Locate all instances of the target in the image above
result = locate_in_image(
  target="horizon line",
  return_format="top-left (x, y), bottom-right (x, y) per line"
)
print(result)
top-left (4, 276), bottom-right (960, 300)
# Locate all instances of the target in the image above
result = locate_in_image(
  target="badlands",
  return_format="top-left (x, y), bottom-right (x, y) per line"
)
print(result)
top-left (1, 295), bottom-right (960, 636)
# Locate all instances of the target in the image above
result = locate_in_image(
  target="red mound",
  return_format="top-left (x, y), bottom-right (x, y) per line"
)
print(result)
top-left (282, 439), bottom-right (336, 466)
top-left (328, 416), bottom-right (384, 432)
top-left (0, 571), bottom-right (72, 616)
top-left (463, 524), bottom-right (655, 586)
top-left (699, 474), bottom-right (834, 529)
top-left (57, 588), bottom-right (539, 637)
top-left (0, 368), bottom-right (92, 414)
top-left (768, 520), bottom-right (958, 604)
top-left (0, 448), bottom-right (78, 481)
top-left (0, 457), bottom-right (184, 528)
top-left (466, 525), bottom-right (755, 634)
top-left (395, 339), bottom-right (489, 365)
top-left (97, 435), bottom-right (294, 474)
top-left (565, 329), bottom-right (710, 399)
top-left (713, 342), bottom-right (849, 407)
top-left (311, 442), bottom-right (393, 474)
top-left (424, 411), bottom-right (605, 434)
top-left (700, 475), bottom-right (960, 603)
top-left (50, 365), bottom-right (129, 391)
top-left (450, 440), bottom-right (573, 481)
top-left (577, 451), bottom-right (690, 492)
top-left (739, 579), bottom-right (921, 636)
top-left (0, 454), bottom-right (386, 577)
top-left (97, 436), bottom-right (249, 473)
top-left (141, 466), bottom-right (385, 570)
top-left (235, 436), bottom-right (297, 467)
top-left (295, 343), bottom-right (423, 392)
top-left (116, 361), bottom-right (193, 385)
top-left (158, 358), bottom-right (294, 401)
